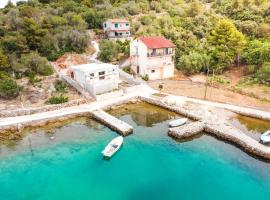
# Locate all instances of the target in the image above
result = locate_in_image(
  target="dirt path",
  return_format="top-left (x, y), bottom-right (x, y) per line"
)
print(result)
top-left (149, 80), bottom-right (270, 110)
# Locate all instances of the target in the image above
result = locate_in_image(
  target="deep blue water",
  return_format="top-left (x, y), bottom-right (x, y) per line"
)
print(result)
top-left (0, 107), bottom-right (270, 200)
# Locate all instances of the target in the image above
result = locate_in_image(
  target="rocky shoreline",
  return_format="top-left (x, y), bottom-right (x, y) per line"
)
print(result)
top-left (0, 94), bottom-right (269, 160)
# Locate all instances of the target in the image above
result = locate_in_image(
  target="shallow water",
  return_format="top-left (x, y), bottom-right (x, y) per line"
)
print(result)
top-left (229, 115), bottom-right (270, 140)
top-left (0, 104), bottom-right (270, 200)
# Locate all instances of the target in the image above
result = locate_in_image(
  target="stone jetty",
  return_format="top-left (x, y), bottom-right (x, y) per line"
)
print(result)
top-left (205, 123), bottom-right (270, 160)
top-left (168, 121), bottom-right (205, 139)
top-left (138, 96), bottom-right (270, 160)
top-left (90, 109), bottom-right (133, 136)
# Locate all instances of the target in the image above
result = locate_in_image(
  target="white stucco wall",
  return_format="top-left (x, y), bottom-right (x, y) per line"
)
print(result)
top-left (103, 20), bottom-right (130, 38)
top-left (130, 39), bottom-right (175, 80)
top-left (130, 39), bottom-right (148, 76)
top-left (70, 65), bottom-right (119, 95)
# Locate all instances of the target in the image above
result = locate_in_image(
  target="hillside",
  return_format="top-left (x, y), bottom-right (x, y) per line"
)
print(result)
top-left (0, 0), bottom-right (269, 106)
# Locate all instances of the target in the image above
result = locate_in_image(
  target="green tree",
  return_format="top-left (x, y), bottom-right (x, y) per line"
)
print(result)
top-left (243, 40), bottom-right (270, 65)
top-left (177, 51), bottom-right (211, 75)
top-left (209, 19), bottom-right (246, 69)
top-left (22, 18), bottom-right (48, 50)
top-left (187, 0), bottom-right (202, 17)
top-left (98, 40), bottom-right (119, 62)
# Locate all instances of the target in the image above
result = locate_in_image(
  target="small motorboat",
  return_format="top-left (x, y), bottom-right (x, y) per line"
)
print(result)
top-left (169, 118), bottom-right (188, 127)
top-left (102, 136), bottom-right (123, 158)
top-left (260, 130), bottom-right (270, 144)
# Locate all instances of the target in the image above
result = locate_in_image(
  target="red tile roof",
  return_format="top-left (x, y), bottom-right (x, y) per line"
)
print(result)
top-left (139, 36), bottom-right (176, 49)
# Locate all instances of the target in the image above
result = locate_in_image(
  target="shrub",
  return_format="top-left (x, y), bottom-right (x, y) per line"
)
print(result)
top-left (123, 66), bottom-right (131, 74)
top-left (177, 51), bottom-right (210, 75)
top-left (140, 16), bottom-right (152, 25)
top-left (255, 63), bottom-right (270, 85)
top-left (124, 1), bottom-right (141, 15)
top-left (142, 74), bottom-right (149, 81)
top-left (98, 40), bottom-right (119, 62)
top-left (0, 78), bottom-right (20, 99)
top-left (0, 71), bottom-right (9, 79)
top-left (46, 94), bottom-right (69, 104)
top-left (54, 80), bottom-right (68, 93)
top-left (20, 52), bottom-right (54, 76)
top-left (242, 40), bottom-right (270, 65)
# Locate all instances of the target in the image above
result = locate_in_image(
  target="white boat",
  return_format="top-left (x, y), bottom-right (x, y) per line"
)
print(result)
top-left (169, 118), bottom-right (188, 127)
top-left (260, 130), bottom-right (270, 144)
top-left (102, 136), bottom-right (123, 158)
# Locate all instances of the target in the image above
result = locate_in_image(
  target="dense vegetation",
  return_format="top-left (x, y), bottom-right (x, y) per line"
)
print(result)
top-left (0, 0), bottom-right (269, 99)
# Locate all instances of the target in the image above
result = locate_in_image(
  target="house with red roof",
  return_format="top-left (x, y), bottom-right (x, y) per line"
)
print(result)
top-left (103, 19), bottom-right (131, 39)
top-left (130, 36), bottom-right (176, 80)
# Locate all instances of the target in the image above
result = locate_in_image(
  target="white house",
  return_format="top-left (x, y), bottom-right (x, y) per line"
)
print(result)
top-left (130, 36), bottom-right (176, 80)
top-left (69, 63), bottom-right (119, 96)
top-left (103, 19), bottom-right (131, 39)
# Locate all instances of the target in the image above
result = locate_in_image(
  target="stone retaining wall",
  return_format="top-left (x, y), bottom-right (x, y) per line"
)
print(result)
top-left (0, 113), bottom-right (89, 135)
top-left (0, 99), bottom-right (88, 118)
top-left (139, 96), bottom-right (202, 121)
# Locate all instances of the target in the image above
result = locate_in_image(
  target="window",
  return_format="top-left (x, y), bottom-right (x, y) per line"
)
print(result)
top-left (151, 70), bottom-right (155, 73)
top-left (165, 48), bottom-right (169, 55)
top-left (114, 23), bottom-right (118, 28)
top-left (104, 23), bottom-right (107, 28)
top-left (99, 71), bottom-right (105, 80)
top-left (126, 23), bottom-right (129, 26)
top-left (151, 49), bottom-right (157, 56)
top-left (89, 73), bottom-right (94, 79)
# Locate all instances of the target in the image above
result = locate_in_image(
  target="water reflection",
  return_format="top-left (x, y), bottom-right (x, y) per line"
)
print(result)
top-left (229, 115), bottom-right (270, 140)
top-left (108, 102), bottom-right (180, 127)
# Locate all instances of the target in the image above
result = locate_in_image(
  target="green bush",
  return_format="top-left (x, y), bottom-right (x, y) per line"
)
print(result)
top-left (140, 16), bottom-right (152, 25)
top-left (46, 95), bottom-right (69, 104)
top-left (142, 74), bottom-right (149, 81)
top-left (0, 78), bottom-right (20, 99)
top-left (26, 71), bottom-right (41, 85)
top-left (0, 71), bottom-right (9, 79)
top-left (54, 80), bottom-right (68, 93)
top-left (208, 76), bottom-right (230, 84)
top-left (255, 63), bottom-right (270, 85)
top-left (123, 66), bottom-right (131, 74)
top-left (20, 52), bottom-right (54, 76)
top-left (98, 40), bottom-right (130, 62)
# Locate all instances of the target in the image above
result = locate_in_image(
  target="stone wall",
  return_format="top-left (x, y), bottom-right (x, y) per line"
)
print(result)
top-left (0, 113), bottom-right (90, 135)
top-left (168, 122), bottom-right (205, 139)
top-left (138, 96), bottom-right (202, 121)
top-left (0, 99), bottom-right (88, 118)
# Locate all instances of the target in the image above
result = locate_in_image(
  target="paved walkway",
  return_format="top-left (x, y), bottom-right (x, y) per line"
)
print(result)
top-left (162, 94), bottom-right (270, 121)
top-left (0, 93), bottom-right (138, 127)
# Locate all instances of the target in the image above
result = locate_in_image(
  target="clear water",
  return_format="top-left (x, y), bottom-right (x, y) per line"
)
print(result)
top-left (0, 104), bottom-right (270, 200)
top-left (229, 115), bottom-right (270, 140)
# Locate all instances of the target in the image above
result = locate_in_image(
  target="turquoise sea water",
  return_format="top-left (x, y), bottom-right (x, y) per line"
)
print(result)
top-left (0, 105), bottom-right (270, 200)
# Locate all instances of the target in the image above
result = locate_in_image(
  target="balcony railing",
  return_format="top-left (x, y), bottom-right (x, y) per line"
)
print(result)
top-left (147, 52), bottom-right (174, 57)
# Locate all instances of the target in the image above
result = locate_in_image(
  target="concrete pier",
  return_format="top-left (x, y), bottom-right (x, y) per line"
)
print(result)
top-left (90, 109), bottom-right (133, 136)
top-left (168, 122), bottom-right (205, 139)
